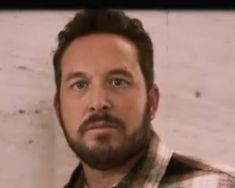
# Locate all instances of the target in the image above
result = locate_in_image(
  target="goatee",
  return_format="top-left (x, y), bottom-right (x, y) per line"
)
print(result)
top-left (58, 99), bottom-right (152, 170)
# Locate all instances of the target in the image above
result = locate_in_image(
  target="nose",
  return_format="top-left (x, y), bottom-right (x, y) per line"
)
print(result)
top-left (87, 86), bottom-right (112, 112)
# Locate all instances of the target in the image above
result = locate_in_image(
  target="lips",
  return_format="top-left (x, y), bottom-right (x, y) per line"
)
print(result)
top-left (85, 121), bottom-right (116, 131)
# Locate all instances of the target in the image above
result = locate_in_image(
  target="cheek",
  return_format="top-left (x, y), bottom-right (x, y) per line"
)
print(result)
top-left (115, 92), bottom-right (147, 130)
top-left (59, 96), bottom-right (84, 138)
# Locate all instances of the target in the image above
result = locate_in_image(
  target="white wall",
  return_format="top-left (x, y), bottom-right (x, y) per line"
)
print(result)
top-left (0, 10), bottom-right (235, 188)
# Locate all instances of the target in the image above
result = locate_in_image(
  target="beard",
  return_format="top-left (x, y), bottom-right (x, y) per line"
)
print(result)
top-left (57, 99), bottom-right (152, 171)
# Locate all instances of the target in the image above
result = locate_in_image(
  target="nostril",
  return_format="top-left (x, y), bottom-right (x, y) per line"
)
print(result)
top-left (102, 105), bottom-right (109, 110)
top-left (89, 106), bottom-right (96, 111)
top-left (88, 104), bottom-right (110, 112)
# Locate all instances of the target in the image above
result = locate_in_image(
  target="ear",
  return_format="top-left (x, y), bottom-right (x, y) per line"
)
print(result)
top-left (54, 93), bottom-right (60, 117)
top-left (148, 84), bottom-right (160, 120)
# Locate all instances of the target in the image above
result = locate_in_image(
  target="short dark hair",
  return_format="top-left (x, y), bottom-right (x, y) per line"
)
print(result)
top-left (53, 9), bottom-right (154, 94)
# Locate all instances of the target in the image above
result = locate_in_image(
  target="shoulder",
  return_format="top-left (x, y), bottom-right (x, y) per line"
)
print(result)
top-left (160, 152), bottom-right (235, 188)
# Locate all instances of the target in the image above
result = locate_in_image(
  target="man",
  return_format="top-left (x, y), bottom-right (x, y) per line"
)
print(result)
top-left (53, 10), bottom-right (235, 188)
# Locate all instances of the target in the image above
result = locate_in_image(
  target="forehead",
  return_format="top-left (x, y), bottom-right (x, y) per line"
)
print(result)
top-left (61, 33), bottom-right (142, 76)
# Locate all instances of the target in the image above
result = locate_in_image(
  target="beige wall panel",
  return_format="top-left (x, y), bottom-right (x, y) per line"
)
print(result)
top-left (0, 10), bottom-right (235, 188)
top-left (153, 11), bottom-right (235, 169)
top-left (0, 11), bottom-right (58, 188)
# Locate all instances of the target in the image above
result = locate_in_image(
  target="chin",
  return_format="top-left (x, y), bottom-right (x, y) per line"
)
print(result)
top-left (85, 135), bottom-right (122, 153)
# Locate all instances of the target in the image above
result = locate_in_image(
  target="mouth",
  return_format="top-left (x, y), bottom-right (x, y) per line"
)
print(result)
top-left (86, 121), bottom-right (116, 131)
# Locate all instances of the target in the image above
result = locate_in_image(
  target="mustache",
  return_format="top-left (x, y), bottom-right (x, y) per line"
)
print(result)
top-left (79, 113), bottom-right (125, 134)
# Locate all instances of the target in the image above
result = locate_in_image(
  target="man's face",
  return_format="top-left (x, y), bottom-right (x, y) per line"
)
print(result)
top-left (55, 33), bottom-right (158, 170)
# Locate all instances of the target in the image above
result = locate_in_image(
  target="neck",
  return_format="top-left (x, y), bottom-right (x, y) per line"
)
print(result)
top-left (82, 149), bottom-right (145, 188)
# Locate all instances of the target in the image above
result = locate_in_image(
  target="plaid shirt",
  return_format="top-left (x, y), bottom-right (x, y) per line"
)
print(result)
top-left (64, 130), bottom-right (235, 188)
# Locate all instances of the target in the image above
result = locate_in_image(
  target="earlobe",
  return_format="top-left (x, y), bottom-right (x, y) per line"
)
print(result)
top-left (149, 84), bottom-right (160, 120)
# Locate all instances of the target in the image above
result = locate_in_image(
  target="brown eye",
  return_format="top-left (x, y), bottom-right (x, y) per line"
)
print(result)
top-left (109, 78), bottom-right (129, 88)
top-left (71, 80), bottom-right (88, 90)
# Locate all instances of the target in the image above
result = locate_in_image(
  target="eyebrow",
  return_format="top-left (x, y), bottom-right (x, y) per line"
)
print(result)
top-left (65, 72), bottom-right (87, 82)
top-left (64, 68), bottom-right (133, 82)
top-left (107, 68), bottom-right (133, 79)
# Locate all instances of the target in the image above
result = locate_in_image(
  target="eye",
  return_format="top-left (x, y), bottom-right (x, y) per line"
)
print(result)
top-left (109, 78), bottom-right (129, 88)
top-left (71, 80), bottom-right (88, 90)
